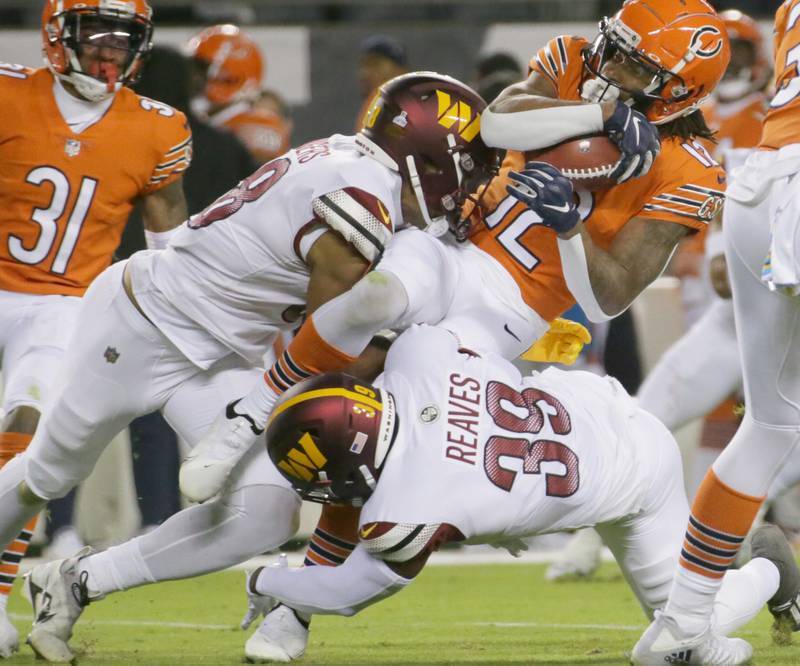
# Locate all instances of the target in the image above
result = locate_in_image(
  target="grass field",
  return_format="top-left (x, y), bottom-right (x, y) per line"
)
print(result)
top-left (4, 561), bottom-right (800, 665)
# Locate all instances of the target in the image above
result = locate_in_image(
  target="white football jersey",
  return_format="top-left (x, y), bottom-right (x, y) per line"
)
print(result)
top-left (360, 324), bottom-right (661, 561)
top-left (129, 135), bottom-right (403, 368)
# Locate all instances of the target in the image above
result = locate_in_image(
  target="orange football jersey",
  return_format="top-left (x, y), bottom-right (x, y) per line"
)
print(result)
top-left (760, 0), bottom-right (800, 149)
top-left (220, 107), bottom-right (290, 163)
top-left (468, 36), bottom-right (726, 322)
top-left (0, 65), bottom-right (191, 297)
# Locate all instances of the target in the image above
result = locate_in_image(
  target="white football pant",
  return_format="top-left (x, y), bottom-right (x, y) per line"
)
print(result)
top-left (0, 290), bottom-right (81, 415)
top-left (0, 260), bottom-right (298, 577)
top-left (637, 297), bottom-right (740, 432)
top-left (711, 175), bottom-right (800, 498)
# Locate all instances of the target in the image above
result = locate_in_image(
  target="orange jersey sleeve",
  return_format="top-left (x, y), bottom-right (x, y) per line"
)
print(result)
top-left (0, 67), bottom-right (191, 297)
top-left (528, 35), bottom-right (586, 98)
top-left (760, 0), bottom-right (800, 149)
top-left (223, 108), bottom-right (291, 163)
top-left (468, 39), bottom-right (725, 322)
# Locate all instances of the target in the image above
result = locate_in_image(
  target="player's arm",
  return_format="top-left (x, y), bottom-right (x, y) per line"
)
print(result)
top-left (558, 215), bottom-right (690, 321)
top-left (141, 179), bottom-right (188, 232)
top-left (482, 67), bottom-right (616, 152)
top-left (246, 545), bottom-right (420, 617)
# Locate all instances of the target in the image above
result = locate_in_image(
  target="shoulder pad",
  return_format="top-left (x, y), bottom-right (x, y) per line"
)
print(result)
top-left (312, 187), bottom-right (394, 263)
top-left (359, 521), bottom-right (463, 562)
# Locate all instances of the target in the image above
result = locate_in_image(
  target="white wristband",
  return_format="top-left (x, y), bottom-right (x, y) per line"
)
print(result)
top-left (144, 223), bottom-right (184, 250)
top-left (557, 234), bottom-right (617, 322)
top-left (480, 104), bottom-right (604, 151)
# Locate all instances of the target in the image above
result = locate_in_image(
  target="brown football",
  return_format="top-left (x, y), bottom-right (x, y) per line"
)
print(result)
top-left (525, 134), bottom-right (621, 191)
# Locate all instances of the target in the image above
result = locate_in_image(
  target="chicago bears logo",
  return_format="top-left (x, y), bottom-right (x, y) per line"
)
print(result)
top-left (690, 26), bottom-right (725, 59)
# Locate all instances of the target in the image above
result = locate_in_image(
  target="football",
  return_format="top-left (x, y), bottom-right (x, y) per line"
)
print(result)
top-left (525, 134), bottom-right (621, 191)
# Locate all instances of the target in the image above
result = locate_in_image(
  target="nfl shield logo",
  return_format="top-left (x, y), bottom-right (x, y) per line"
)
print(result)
top-left (65, 139), bottom-right (81, 157)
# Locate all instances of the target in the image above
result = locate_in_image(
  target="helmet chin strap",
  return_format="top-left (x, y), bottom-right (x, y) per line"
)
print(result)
top-left (405, 154), bottom-right (448, 237)
top-left (373, 389), bottom-right (397, 470)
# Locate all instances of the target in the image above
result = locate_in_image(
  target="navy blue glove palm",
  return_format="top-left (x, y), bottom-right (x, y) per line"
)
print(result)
top-left (506, 162), bottom-right (579, 234)
top-left (604, 101), bottom-right (661, 184)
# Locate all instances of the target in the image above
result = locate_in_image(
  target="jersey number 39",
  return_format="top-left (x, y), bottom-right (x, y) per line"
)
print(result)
top-left (483, 381), bottom-right (580, 497)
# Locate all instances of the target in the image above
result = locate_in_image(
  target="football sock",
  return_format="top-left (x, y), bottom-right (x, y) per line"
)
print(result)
top-left (238, 316), bottom-right (357, 425)
top-left (304, 504), bottom-right (360, 567)
top-left (687, 398), bottom-right (739, 498)
top-left (0, 433), bottom-right (37, 600)
top-left (712, 557), bottom-right (780, 637)
top-left (665, 469), bottom-right (764, 636)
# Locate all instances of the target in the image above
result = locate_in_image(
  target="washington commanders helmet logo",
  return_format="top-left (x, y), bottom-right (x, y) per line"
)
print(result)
top-left (690, 26), bottom-right (725, 59)
top-left (436, 90), bottom-right (481, 142)
top-left (278, 432), bottom-right (327, 482)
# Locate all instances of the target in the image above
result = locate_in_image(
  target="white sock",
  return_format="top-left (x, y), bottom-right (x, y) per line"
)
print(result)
top-left (664, 566), bottom-right (722, 637)
top-left (712, 557), bottom-right (780, 636)
top-left (79, 541), bottom-right (155, 597)
top-left (0, 594), bottom-right (8, 613)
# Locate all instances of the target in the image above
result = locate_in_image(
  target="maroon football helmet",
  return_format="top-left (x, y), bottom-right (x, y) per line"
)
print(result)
top-left (356, 71), bottom-right (500, 241)
top-left (266, 373), bottom-right (397, 506)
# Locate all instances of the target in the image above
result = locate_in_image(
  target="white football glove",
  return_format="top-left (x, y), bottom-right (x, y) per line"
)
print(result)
top-left (240, 554), bottom-right (287, 630)
top-left (179, 399), bottom-right (264, 503)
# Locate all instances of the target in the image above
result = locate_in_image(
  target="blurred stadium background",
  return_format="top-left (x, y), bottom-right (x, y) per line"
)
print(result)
top-left (0, 0), bottom-right (788, 547)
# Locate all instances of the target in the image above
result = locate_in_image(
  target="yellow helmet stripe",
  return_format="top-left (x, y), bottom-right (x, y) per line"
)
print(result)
top-left (267, 387), bottom-right (383, 427)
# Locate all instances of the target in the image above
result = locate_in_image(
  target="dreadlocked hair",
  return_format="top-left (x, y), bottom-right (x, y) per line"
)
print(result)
top-left (657, 109), bottom-right (717, 143)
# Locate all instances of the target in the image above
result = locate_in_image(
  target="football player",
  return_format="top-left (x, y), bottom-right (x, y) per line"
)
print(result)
top-left (2, 72), bottom-right (518, 663)
top-left (0, 0), bottom-right (190, 657)
top-left (633, 0), bottom-right (800, 663)
top-left (243, 324), bottom-right (793, 666)
top-left (548, 7), bottom-right (771, 583)
top-left (179, 0), bottom-right (732, 656)
top-left (187, 24), bottom-right (291, 163)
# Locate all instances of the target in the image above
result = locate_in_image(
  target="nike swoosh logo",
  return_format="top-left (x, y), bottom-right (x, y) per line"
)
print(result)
top-left (377, 200), bottom-right (392, 228)
top-left (543, 202), bottom-right (571, 213)
top-left (503, 323), bottom-right (521, 342)
top-left (359, 523), bottom-right (378, 538)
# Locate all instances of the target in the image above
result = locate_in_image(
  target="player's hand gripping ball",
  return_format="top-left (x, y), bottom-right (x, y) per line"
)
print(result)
top-left (506, 162), bottom-right (580, 234)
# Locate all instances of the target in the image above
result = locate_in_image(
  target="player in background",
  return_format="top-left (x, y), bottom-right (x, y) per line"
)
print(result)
top-left (0, 0), bottom-right (190, 657)
top-left (244, 325), bottom-right (792, 666)
top-left (188, 24), bottom-right (291, 163)
top-left (632, 1), bottom-right (800, 662)
top-left (178, 1), bottom-right (733, 658)
top-left (355, 34), bottom-right (409, 130)
top-left (547, 7), bottom-right (772, 583)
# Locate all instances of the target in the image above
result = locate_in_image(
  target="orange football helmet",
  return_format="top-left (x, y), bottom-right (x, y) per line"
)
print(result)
top-left (42, 0), bottom-right (153, 102)
top-left (187, 24), bottom-right (264, 106)
top-left (582, 0), bottom-right (730, 124)
top-left (716, 9), bottom-right (770, 102)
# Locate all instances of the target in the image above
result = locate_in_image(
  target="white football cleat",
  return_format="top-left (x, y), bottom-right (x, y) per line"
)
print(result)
top-left (631, 611), bottom-right (753, 665)
top-left (245, 604), bottom-right (309, 663)
top-left (545, 528), bottom-right (603, 581)
top-left (0, 607), bottom-right (19, 658)
top-left (179, 400), bottom-right (263, 503)
top-left (23, 547), bottom-right (97, 663)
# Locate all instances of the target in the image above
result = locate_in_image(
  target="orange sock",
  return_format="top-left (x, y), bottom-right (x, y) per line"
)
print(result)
top-left (0, 432), bottom-right (37, 598)
top-left (303, 504), bottom-right (360, 567)
top-left (265, 316), bottom-right (357, 395)
top-left (680, 469), bottom-right (764, 580)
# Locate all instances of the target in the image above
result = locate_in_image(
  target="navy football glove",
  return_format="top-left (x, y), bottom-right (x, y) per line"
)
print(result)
top-left (506, 162), bottom-right (580, 234)
top-left (604, 101), bottom-right (660, 184)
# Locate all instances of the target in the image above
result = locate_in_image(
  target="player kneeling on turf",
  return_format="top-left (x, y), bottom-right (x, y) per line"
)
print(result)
top-left (244, 325), bottom-right (798, 665)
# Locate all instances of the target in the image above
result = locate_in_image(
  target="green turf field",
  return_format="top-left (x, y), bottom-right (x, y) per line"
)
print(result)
top-left (4, 561), bottom-right (799, 665)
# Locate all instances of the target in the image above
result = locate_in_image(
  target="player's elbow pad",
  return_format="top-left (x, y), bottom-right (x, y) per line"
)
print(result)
top-left (480, 105), bottom-right (604, 152)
